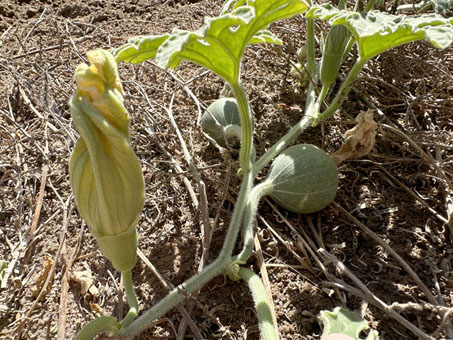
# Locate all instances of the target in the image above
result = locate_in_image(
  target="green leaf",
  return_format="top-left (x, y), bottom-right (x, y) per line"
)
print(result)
top-left (431, 0), bottom-right (452, 13)
top-left (306, 5), bottom-right (453, 61)
top-left (156, 0), bottom-right (309, 82)
top-left (249, 29), bottom-right (282, 45)
top-left (320, 307), bottom-right (379, 340)
top-left (398, 0), bottom-right (452, 14)
top-left (113, 34), bottom-right (169, 64)
top-left (113, 1), bottom-right (308, 82)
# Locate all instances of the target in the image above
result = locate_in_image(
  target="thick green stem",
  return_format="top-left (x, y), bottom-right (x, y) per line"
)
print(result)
top-left (238, 267), bottom-right (279, 340)
top-left (74, 316), bottom-right (120, 340)
top-left (234, 181), bottom-right (274, 264)
top-left (119, 258), bottom-right (225, 338)
top-left (231, 82), bottom-right (254, 172)
top-left (312, 83), bottom-right (329, 118)
top-left (253, 19), bottom-right (318, 176)
top-left (314, 57), bottom-right (367, 125)
top-left (251, 20), bottom-right (319, 179)
top-left (119, 171), bottom-right (253, 338)
top-left (118, 71), bottom-right (255, 340)
top-left (254, 113), bottom-right (314, 177)
top-left (120, 270), bottom-right (139, 328)
top-left (219, 170), bottom-right (254, 258)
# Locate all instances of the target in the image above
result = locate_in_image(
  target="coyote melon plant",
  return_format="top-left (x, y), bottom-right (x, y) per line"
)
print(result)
top-left (68, 0), bottom-right (453, 339)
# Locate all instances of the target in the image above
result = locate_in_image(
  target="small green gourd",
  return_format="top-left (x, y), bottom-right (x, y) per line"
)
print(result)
top-left (266, 144), bottom-right (338, 213)
top-left (201, 98), bottom-right (241, 148)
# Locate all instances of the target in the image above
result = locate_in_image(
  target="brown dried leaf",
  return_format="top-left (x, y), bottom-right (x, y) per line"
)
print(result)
top-left (71, 270), bottom-right (97, 296)
top-left (31, 255), bottom-right (54, 299)
top-left (332, 109), bottom-right (377, 165)
top-left (90, 303), bottom-right (104, 317)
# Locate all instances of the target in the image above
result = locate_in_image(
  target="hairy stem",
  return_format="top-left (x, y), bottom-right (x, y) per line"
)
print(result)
top-left (120, 270), bottom-right (139, 328)
top-left (238, 267), bottom-right (279, 340)
top-left (234, 181), bottom-right (273, 264)
top-left (74, 316), bottom-right (120, 340)
top-left (254, 112), bottom-right (314, 177)
top-left (314, 57), bottom-right (366, 124)
top-left (231, 82), bottom-right (254, 172)
top-left (119, 170), bottom-right (253, 338)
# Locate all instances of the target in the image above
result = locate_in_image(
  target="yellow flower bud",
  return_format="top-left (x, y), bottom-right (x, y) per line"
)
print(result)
top-left (69, 49), bottom-right (144, 272)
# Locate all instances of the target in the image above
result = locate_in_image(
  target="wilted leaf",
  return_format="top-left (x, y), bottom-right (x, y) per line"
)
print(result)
top-left (72, 269), bottom-right (99, 297)
top-left (31, 256), bottom-right (54, 299)
top-left (332, 110), bottom-right (377, 165)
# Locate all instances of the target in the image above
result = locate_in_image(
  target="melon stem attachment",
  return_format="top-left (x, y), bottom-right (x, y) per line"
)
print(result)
top-left (234, 181), bottom-right (274, 264)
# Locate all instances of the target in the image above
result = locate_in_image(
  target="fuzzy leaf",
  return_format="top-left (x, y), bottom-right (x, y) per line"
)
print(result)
top-left (306, 5), bottom-right (453, 60)
top-left (398, 0), bottom-right (452, 14)
top-left (114, 34), bottom-right (169, 64)
top-left (249, 29), bottom-right (282, 44)
top-left (320, 307), bottom-right (379, 340)
top-left (113, 0), bottom-right (308, 81)
top-left (157, 0), bottom-right (308, 82)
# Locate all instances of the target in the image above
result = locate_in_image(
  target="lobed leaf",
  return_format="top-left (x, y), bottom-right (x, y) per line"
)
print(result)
top-left (113, 34), bottom-right (169, 64)
top-left (398, 0), bottom-right (452, 14)
top-left (221, 0), bottom-right (247, 14)
top-left (114, 0), bottom-right (308, 83)
top-left (320, 307), bottom-right (379, 340)
top-left (430, 0), bottom-right (452, 13)
top-left (248, 29), bottom-right (282, 45)
top-left (306, 5), bottom-right (453, 61)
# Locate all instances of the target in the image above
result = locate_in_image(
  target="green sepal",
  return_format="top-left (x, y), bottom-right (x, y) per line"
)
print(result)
top-left (93, 223), bottom-right (138, 272)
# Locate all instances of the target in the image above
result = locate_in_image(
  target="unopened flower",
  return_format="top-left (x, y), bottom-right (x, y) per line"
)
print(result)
top-left (69, 49), bottom-right (144, 272)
